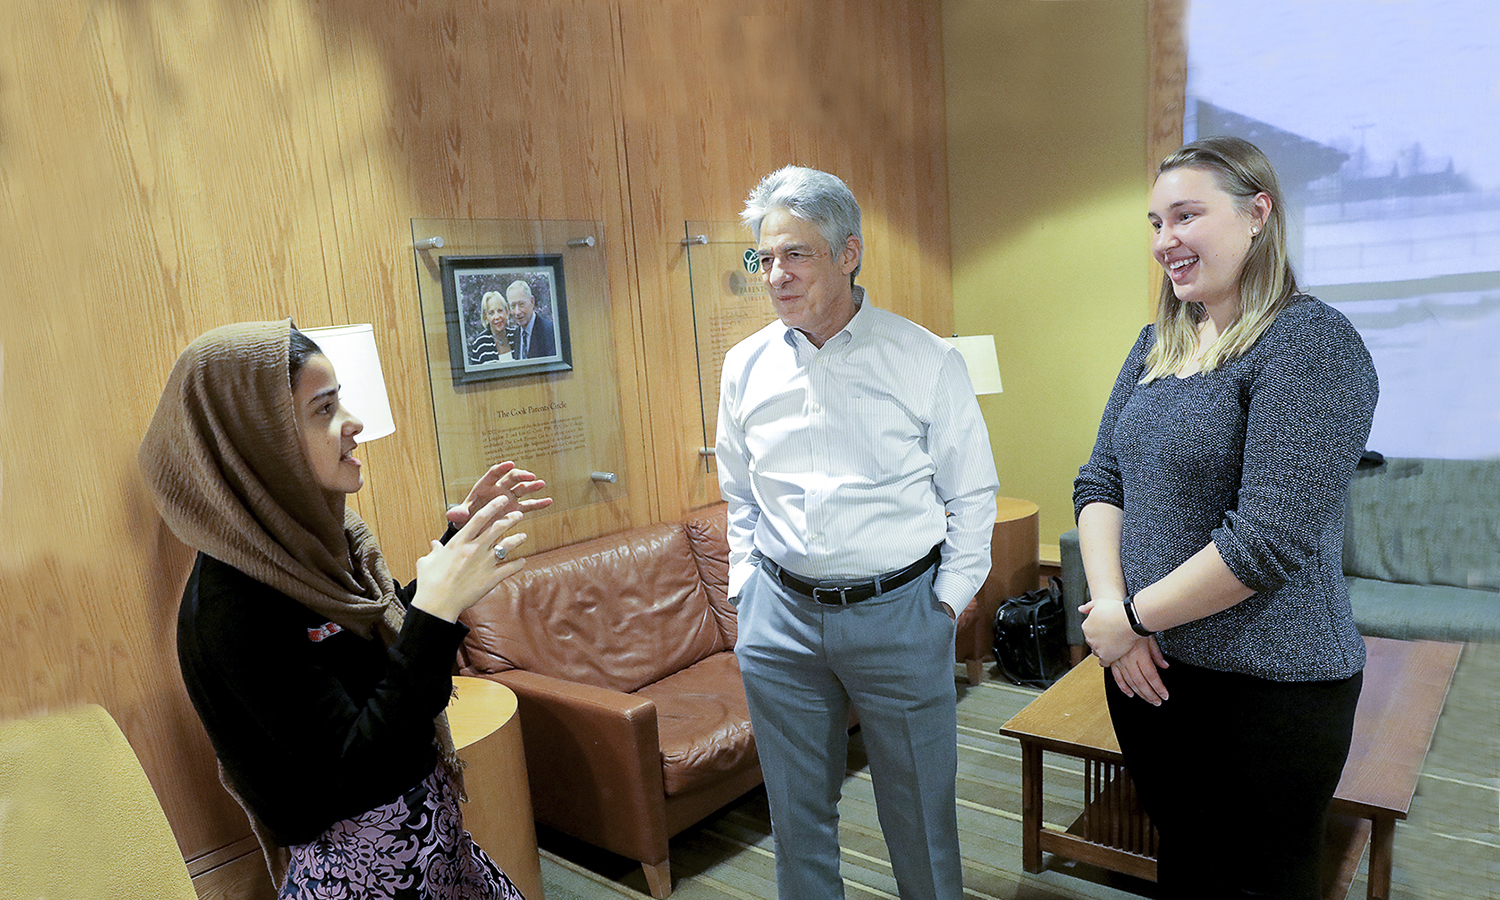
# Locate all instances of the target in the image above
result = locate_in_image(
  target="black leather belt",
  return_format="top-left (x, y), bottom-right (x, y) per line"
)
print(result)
top-left (764, 544), bottom-right (942, 606)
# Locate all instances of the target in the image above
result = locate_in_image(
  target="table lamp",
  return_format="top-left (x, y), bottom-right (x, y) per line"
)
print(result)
top-left (944, 335), bottom-right (1003, 395)
top-left (300, 324), bottom-right (396, 441)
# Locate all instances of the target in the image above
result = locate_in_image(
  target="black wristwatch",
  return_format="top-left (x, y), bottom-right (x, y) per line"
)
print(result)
top-left (1122, 594), bottom-right (1155, 637)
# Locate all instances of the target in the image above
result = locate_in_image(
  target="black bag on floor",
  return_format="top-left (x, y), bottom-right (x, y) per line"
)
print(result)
top-left (992, 576), bottom-right (1069, 688)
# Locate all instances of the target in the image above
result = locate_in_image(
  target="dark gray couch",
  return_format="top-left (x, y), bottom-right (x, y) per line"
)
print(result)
top-left (1060, 456), bottom-right (1500, 647)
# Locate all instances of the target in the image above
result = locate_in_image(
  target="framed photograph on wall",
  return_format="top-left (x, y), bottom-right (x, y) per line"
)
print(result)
top-left (440, 254), bottom-right (573, 384)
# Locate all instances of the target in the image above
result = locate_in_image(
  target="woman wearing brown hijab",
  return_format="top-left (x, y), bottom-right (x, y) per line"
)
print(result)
top-left (141, 321), bottom-right (546, 899)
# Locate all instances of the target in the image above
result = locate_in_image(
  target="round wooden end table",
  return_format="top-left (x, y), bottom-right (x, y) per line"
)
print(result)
top-left (959, 497), bottom-right (1041, 684)
top-left (448, 675), bottom-right (545, 900)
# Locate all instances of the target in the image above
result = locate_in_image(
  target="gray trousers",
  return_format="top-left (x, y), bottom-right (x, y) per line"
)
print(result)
top-left (734, 562), bottom-right (963, 900)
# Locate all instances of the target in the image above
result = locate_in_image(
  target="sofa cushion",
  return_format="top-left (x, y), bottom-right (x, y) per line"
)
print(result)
top-left (683, 503), bottom-right (736, 644)
top-left (1059, 528), bottom-right (1087, 647)
top-left (1345, 458), bottom-right (1500, 592)
top-left (635, 651), bottom-right (757, 796)
top-left (1347, 576), bottom-right (1500, 643)
top-left (460, 522), bottom-right (731, 694)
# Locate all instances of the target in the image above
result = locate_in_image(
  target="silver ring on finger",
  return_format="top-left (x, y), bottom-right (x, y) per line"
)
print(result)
top-left (493, 544), bottom-right (508, 563)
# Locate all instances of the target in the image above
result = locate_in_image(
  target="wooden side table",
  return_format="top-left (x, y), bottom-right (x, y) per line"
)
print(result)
top-left (449, 676), bottom-right (545, 900)
top-left (958, 497), bottom-right (1041, 684)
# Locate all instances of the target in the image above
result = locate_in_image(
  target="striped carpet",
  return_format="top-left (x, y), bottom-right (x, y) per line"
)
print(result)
top-left (536, 641), bottom-right (1499, 900)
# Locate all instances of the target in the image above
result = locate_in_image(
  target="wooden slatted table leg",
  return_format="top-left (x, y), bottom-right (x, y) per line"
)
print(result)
top-left (1021, 742), bottom-right (1044, 873)
top-left (1367, 816), bottom-right (1395, 900)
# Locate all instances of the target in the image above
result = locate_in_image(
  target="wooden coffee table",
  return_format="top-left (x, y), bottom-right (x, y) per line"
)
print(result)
top-left (998, 637), bottom-right (1462, 900)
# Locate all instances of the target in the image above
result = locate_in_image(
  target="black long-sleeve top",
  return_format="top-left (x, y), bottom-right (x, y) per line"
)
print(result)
top-left (1074, 296), bottom-right (1377, 681)
top-left (177, 552), bottom-right (468, 845)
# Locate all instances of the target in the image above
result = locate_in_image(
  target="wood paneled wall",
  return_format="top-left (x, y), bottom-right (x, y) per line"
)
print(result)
top-left (0, 0), bottom-right (949, 891)
top-left (1148, 0), bottom-right (1187, 172)
top-left (620, 0), bottom-right (954, 513)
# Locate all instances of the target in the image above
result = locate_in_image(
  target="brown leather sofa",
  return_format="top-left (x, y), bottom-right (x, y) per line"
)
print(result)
top-left (457, 503), bottom-right (759, 899)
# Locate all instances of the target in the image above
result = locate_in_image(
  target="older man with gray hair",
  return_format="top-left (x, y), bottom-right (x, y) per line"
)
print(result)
top-left (508, 279), bottom-right (555, 359)
top-left (717, 165), bottom-right (998, 900)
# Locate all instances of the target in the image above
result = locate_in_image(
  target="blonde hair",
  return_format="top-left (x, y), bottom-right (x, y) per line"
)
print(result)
top-left (1141, 136), bottom-right (1299, 383)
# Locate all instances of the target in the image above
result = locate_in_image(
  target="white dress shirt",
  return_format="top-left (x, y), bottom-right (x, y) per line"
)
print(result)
top-left (717, 290), bottom-right (999, 615)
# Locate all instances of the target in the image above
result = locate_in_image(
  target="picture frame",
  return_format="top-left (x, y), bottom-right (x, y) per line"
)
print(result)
top-left (439, 254), bottom-right (573, 384)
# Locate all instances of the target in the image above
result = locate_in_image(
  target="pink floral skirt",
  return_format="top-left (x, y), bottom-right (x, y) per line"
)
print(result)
top-left (280, 765), bottom-right (525, 900)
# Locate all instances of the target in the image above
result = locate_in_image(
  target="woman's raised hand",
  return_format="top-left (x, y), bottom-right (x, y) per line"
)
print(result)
top-left (413, 495), bottom-right (529, 623)
top-left (446, 462), bottom-right (552, 530)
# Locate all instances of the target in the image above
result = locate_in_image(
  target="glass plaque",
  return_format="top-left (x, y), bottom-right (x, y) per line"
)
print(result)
top-left (411, 218), bottom-right (626, 515)
top-left (684, 221), bottom-right (779, 472)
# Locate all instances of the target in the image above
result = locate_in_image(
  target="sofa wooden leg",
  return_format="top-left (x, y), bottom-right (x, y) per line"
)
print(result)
top-left (643, 859), bottom-right (672, 899)
top-left (965, 658), bottom-right (984, 685)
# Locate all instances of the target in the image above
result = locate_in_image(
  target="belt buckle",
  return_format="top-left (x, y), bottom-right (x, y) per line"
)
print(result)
top-left (812, 585), bottom-right (852, 606)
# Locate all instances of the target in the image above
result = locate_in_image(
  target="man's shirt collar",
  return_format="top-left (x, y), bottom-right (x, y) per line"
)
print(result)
top-left (781, 285), bottom-right (869, 351)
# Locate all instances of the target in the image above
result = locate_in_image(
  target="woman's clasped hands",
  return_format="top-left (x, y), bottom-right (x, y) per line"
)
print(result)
top-left (1079, 597), bottom-right (1170, 706)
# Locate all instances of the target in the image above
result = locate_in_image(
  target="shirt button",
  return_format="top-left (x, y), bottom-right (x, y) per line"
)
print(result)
top-left (810, 403), bottom-right (821, 413)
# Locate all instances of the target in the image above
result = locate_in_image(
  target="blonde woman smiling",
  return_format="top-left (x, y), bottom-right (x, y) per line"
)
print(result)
top-left (1074, 137), bottom-right (1377, 900)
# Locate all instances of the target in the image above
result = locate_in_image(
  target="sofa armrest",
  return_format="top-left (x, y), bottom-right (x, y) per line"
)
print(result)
top-left (1059, 528), bottom-right (1088, 648)
top-left (483, 669), bottom-right (671, 865)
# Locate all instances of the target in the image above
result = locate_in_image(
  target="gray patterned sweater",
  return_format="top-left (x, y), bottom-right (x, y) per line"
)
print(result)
top-left (1074, 296), bottom-right (1378, 681)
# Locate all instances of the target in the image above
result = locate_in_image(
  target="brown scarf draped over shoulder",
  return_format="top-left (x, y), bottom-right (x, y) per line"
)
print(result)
top-left (138, 320), bottom-right (461, 885)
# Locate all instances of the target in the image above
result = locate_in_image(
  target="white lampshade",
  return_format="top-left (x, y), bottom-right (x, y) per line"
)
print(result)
top-left (301, 324), bottom-right (396, 441)
top-left (944, 335), bottom-right (1003, 395)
